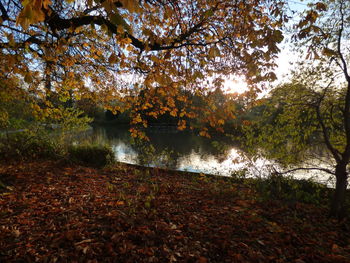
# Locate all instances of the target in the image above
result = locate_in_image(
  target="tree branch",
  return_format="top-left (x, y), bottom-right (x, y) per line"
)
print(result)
top-left (0, 35), bottom-right (43, 49)
top-left (277, 167), bottom-right (335, 176)
top-left (45, 7), bottom-right (213, 52)
top-left (0, 0), bottom-right (9, 21)
top-left (336, 1), bottom-right (350, 163)
top-left (314, 80), bottom-right (342, 163)
top-left (336, 1), bottom-right (350, 83)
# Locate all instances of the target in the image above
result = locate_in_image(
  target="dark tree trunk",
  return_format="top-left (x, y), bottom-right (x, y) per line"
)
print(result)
top-left (330, 163), bottom-right (348, 219)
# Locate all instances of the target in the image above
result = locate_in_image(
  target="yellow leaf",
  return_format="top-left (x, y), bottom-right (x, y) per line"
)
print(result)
top-left (167, 97), bottom-right (175, 107)
top-left (156, 74), bottom-right (171, 85)
top-left (43, 0), bottom-right (52, 9)
top-left (177, 120), bottom-right (186, 131)
top-left (36, 10), bottom-right (45, 22)
top-left (199, 130), bottom-right (211, 138)
top-left (108, 53), bottom-right (118, 64)
top-left (117, 25), bottom-right (124, 34)
top-left (24, 72), bottom-right (33, 83)
top-left (148, 112), bottom-right (158, 118)
top-left (218, 119), bottom-right (225, 125)
top-left (322, 48), bottom-right (337, 57)
top-left (132, 114), bottom-right (142, 124)
top-left (208, 46), bottom-right (220, 58)
top-left (120, 0), bottom-right (141, 13)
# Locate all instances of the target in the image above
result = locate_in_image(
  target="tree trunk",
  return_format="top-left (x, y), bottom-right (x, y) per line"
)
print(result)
top-left (330, 163), bottom-right (348, 219)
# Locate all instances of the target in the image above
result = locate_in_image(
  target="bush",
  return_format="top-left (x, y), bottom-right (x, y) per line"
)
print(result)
top-left (0, 129), bottom-right (115, 168)
top-left (68, 144), bottom-right (115, 168)
top-left (0, 131), bottom-right (61, 160)
top-left (253, 173), bottom-right (329, 205)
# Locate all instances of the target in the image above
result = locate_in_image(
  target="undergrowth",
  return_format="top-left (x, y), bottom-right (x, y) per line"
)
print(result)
top-left (68, 144), bottom-right (115, 168)
top-left (0, 130), bottom-right (115, 168)
top-left (0, 131), bottom-right (62, 160)
top-left (229, 169), bottom-right (332, 206)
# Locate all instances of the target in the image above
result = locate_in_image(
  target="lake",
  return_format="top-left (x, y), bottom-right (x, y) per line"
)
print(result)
top-left (77, 125), bottom-right (335, 186)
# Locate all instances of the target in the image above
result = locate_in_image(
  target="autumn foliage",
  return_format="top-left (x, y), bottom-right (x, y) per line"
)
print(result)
top-left (0, 0), bottom-right (286, 134)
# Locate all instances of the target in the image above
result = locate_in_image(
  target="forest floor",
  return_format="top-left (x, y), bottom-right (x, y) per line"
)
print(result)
top-left (0, 161), bottom-right (349, 263)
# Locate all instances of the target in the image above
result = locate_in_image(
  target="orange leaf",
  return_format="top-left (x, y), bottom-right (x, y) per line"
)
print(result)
top-left (331, 244), bottom-right (340, 253)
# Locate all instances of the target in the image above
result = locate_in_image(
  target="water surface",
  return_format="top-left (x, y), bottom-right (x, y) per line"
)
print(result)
top-left (77, 125), bottom-right (334, 186)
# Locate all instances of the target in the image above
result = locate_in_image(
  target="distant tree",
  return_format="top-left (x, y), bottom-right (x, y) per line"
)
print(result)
top-left (245, 0), bottom-right (350, 218)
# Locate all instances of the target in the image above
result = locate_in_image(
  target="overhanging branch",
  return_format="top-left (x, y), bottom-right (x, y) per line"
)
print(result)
top-left (45, 7), bottom-right (213, 52)
top-left (277, 167), bottom-right (335, 176)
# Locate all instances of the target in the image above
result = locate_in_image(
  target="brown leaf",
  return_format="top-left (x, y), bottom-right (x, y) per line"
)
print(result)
top-left (75, 239), bottom-right (93, 246)
top-left (331, 244), bottom-right (340, 253)
top-left (198, 256), bottom-right (208, 263)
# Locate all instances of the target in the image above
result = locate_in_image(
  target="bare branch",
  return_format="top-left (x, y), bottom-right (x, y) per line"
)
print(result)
top-left (0, 0), bottom-right (9, 20)
top-left (277, 167), bottom-right (335, 176)
top-left (336, 1), bottom-right (350, 82)
top-left (314, 79), bottom-right (342, 162)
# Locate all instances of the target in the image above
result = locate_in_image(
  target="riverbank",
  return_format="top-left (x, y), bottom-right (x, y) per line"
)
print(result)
top-left (0, 161), bottom-right (349, 262)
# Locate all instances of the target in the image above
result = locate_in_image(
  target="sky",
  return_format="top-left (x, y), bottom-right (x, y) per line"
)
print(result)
top-left (225, 0), bottom-right (312, 94)
top-left (275, 0), bottom-right (311, 78)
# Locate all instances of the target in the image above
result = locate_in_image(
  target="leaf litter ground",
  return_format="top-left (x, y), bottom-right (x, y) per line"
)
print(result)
top-left (0, 161), bottom-right (349, 262)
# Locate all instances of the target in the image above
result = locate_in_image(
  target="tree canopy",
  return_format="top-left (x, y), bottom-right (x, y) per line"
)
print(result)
top-left (0, 0), bottom-right (287, 135)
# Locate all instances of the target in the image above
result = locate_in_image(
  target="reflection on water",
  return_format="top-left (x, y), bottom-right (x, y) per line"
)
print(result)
top-left (77, 125), bottom-right (334, 186)
top-left (112, 142), bottom-right (138, 164)
top-left (177, 149), bottom-right (245, 175)
top-left (77, 125), bottom-right (273, 177)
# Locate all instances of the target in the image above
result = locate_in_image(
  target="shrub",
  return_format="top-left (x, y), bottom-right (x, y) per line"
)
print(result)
top-left (68, 144), bottom-right (115, 168)
top-left (0, 131), bottom-right (61, 160)
top-left (0, 128), bottom-right (115, 168)
top-left (253, 173), bottom-right (329, 205)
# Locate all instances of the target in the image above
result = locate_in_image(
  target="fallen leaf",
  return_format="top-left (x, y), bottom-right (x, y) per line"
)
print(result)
top-left (332, 244), bottom-right (340, 253)
top-left (198, 256), bottom-right (207, 263)
top-left (75, 239), bottom-right (93, 246)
